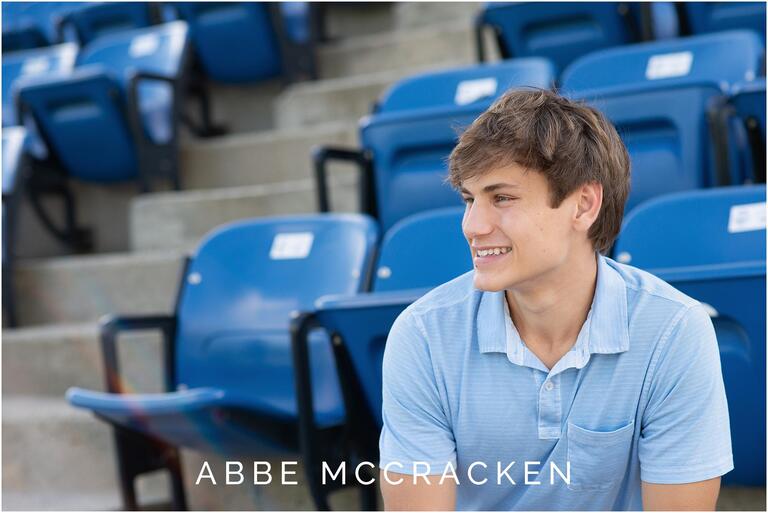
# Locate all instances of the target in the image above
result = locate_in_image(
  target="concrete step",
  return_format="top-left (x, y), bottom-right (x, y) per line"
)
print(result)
top-left (14, 250), bottom-right (184, 326)
top-left (13, 180), bottom-right (137, 260)
top-left (2, 396), bottom-right (175, 510)
top-left (2, 395), bottom-right (369, 510)
top-left (318, 21), bottom-right (475, 79)
top-left (274, 62), bottom-right (465, 130)
top-left (2, 322), bottom-right (165, 397)
top-left (394, 2), bottom-right (482, 30)
top-left (13, 122), bottom-right (357, 261)
top-left (179, 121), bottom-right (357, 191)
top-left (130, 175), bottom-right (360, 252)
top-left (320, 2), bottom-right (395, 41)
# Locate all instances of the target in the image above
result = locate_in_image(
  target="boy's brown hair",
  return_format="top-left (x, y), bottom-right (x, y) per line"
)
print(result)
top-left (448, 88), bottom-right (630, 254)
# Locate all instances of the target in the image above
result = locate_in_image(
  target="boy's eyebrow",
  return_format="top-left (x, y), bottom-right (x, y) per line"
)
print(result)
top-left (460, 183), bottom-right (520, 195)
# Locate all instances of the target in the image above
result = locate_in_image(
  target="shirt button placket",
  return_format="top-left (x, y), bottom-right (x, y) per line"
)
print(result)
top-left (538, 375), bottom-right (562, 439)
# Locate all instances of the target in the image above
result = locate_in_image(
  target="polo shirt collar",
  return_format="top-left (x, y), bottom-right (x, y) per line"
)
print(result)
top-left (476, 254), bottom-right (630, 365)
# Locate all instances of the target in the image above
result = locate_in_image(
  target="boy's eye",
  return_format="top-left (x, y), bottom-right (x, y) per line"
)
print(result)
top-left (496, 195), bottom-right (515, 203)
top-left (462, 196), bottom-right (474, 204)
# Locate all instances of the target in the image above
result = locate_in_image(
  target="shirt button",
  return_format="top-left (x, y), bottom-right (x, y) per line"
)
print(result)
top-left (544, 381), bottom-right (554, 391)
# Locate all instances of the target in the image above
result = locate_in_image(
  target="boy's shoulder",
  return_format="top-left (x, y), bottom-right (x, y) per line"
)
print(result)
top-left (606, 257), bottom-right (699, 310)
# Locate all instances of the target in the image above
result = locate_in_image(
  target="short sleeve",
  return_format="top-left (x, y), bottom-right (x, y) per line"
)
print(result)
top-left (639, 304), bottom-right (734, 484)
top-left (378, 310), bottom-right (456, 475)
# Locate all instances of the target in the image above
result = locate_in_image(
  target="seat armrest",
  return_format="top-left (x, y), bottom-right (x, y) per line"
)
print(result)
top-left (99, 314), bottom-right (177, 394)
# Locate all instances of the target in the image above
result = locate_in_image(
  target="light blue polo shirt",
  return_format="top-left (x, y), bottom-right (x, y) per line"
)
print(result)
top-left (379, 254), bottom-right (733, 510)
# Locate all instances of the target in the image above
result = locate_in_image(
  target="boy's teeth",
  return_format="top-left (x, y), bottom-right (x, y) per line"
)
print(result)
top-left (478, 248), bottom-right (510, 256)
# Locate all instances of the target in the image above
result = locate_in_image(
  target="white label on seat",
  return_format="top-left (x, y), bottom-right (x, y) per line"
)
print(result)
top-left (455, 77), bottom-right (498, 106)
top-left (270, 232), bottom-right (314, 259)
top-left (130, 33), bottom-right (160, 57)
top-left (21, 57), bottom-right (50, 75)
top-left (645, 51), bottom-right (693, 80)
top-left (728, 202), bottom-right (766, 233)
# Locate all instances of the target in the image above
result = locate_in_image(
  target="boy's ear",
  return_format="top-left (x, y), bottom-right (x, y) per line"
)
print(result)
top-left (574, 182), bottom-right (603, 233)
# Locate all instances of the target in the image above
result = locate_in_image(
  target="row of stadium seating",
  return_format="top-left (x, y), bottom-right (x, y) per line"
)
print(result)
top-left (314, 30), bottom-right (765, 232)
top-left (2, 3), bottom-right (763, 263)
top-left (64, 184), bottom-right (766, 509)
top-left (3, 26), bottom-right (765, 327)
top-left (477, 2), bottom-right (766, 71)
top-left (2, 2), bottom-right (315, 81)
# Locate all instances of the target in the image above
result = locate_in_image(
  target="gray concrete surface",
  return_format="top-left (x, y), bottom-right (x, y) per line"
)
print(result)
top-left (130, 175), bottom-right (360, 252)
top-left (13, 250), bottom-right (184, 326)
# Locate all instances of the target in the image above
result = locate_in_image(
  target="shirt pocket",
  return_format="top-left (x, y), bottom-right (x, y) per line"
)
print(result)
top-left (566, 420), bottom-right (635, 491)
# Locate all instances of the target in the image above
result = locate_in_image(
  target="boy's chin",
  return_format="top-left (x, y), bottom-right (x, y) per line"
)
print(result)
top-left (473, 274), bottom-right (509, 293)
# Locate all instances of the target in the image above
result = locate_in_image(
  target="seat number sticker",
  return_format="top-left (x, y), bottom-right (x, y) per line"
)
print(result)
top-left (455, 78), bottom-right (498, 106)
top-left (728, 202), bottom-right (766, 233)
top-left (645, 51), bottom-right (693, 80)
top-left (130, 34), bottom-right (160, 57)
top-left (21, 57), bottom-right (50, 75)
top-left (270, 232), bottom-right (314, 259)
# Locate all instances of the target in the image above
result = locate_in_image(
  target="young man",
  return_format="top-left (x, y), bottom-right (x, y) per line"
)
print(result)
top-left (378, 89), bottom-right (733, 510)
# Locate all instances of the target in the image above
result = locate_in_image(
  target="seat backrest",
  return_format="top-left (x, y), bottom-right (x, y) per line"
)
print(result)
top-left (480, 2), bottom-right (640, 73)
top-left (682, 2), bottom-right (766, 42)
top-left (561, 31), bottom-right (765, 211)
top-left (2, 42), bottom-right (77, 126)
top-left (561, 30), bottom-right (764, 95)
top-left (174, 214), bottom-right (379, 410)
top-left (2, 2), bottom-right (87, 49)
top-left (75, 20), bottom-right (189, 87)
top-left (376, 58), bottom-right (555, 113)
top-left (373, 207), bottom-right (472, 292)
top-left (614, 185), bottom-right (766, 270)
top-left (361, 58), bottom-right (556, 232)
top-left (173, 2), bottom-right (282, 83)
top-left (62, 2), bottom-right (155, 46)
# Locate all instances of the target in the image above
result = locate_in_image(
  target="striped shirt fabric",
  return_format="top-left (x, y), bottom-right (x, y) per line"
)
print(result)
top-left (379, 254), bottom-right (733, 510)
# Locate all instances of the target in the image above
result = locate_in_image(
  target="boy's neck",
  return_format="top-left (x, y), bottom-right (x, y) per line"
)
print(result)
top-left (505, 250), bottom-right (598, 370)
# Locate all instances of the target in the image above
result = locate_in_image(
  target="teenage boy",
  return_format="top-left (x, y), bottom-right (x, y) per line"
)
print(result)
top-left (379, 89), bottom-right (732, 510)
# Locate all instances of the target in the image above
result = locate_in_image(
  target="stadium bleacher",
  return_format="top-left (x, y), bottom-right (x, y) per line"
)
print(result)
top-left (2, 1), bottom-right (765, 510)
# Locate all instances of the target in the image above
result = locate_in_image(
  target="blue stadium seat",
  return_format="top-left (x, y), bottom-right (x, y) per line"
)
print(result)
top-left (172, 2), bottom-right (283, 83)
top-left (680, 2), bottom-right (766, 43)
top-left (729, 78), bottom-right (766, 183)
top-left (291, 207), bottom-right (470, 508)
top-left (475, 2), bottom-right (644, 73)
top-left (613, 185), bottom-right (766, 486)
top-left (58, 2), bottom-right (157, 46)
top-left (314, 59), bottom-right (556, 233)
top-left (66, 214), bottom-right (379, 509)
top-left (2, 2), bottom-right (87, 51)
top-left (2, 42), bottom-right (78, 126)
top-left (2, 126), bottom-right (29, 328)
top-left (15, 21), bottom-right (190, 190)
top-left (2, 25), bottom-right (49, 53)
top-left (561, 31), bottom-right (765, 212)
